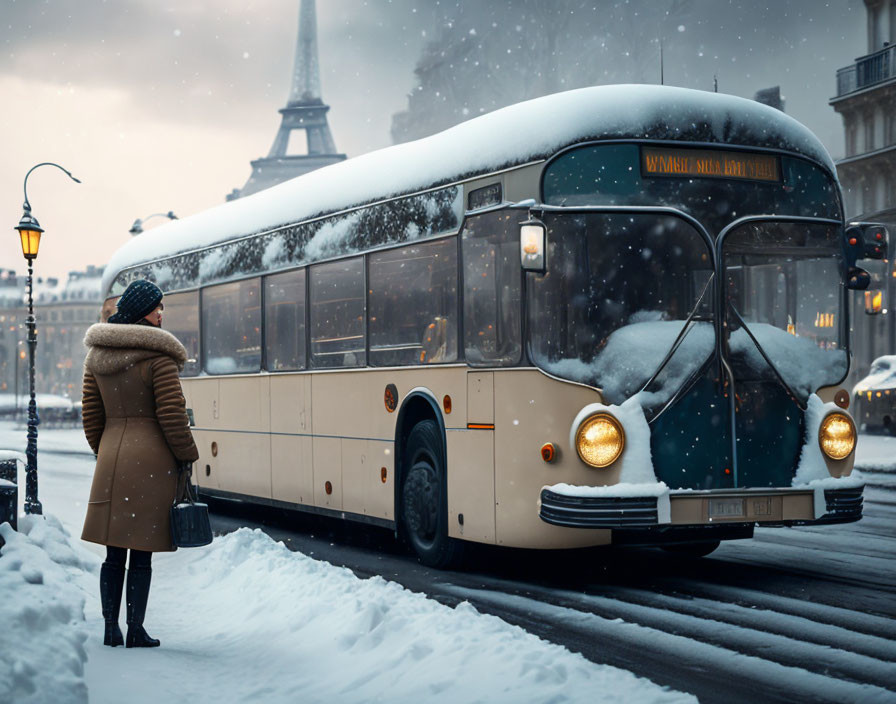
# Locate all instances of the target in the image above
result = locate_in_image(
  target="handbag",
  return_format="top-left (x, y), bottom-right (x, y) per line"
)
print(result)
top-left (170, 478), bottom-right (213, 548)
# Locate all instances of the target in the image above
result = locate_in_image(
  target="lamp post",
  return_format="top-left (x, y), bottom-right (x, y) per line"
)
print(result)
top-left (14, 342), bottom-right (25, 419)
top-left (13, 162), bottom-right (81, 515)
top-left (129, 211), bottom-right (177, 235)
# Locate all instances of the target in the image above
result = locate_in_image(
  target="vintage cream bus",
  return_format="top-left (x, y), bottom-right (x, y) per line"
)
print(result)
top-left (101, 85), bottom-right (882, 566)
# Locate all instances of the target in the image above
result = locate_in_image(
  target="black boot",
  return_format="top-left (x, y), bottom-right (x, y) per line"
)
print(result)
top-left (125, 566), bottom-right (160, 648)
top-left (99, 562), bottom-right (125, 647)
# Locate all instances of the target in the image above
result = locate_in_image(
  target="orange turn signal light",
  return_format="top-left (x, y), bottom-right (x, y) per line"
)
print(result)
top-left (541, 443), bottom-right (556, 463)
top-left (834, 389), bottom-right (849, 409)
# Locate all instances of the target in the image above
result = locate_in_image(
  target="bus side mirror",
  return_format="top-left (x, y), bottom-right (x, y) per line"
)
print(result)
top-left (520, 218), bottom-right (546, 273)
top-left (846, 266), bottom-right (871, 291)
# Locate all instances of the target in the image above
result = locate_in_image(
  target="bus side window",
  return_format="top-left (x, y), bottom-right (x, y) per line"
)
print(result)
top-left (264, 269), bottom-right (306, 371)
top-left (162, 291), bottom-right (201, 377)
top-left (309, 257), bottom-right (366, 369)
top-left (201, 279), bottom-right (262, 375)
top-left (368, 238), bottom-right (458, 367)
top-left (461, 210), bottom-right (522, 366)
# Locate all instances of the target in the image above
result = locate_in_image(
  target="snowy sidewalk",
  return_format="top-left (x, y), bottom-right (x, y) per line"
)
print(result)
top-left (1, 516), bottom-right (696, 704)
top-left (0, 423), bottom-right (695, 704)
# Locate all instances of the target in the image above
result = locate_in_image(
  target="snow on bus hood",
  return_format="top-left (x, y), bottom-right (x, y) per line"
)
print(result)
top-left (103, 84), bottom-right (833, 295)
top-left (543, 320), bottom-right (844, 407)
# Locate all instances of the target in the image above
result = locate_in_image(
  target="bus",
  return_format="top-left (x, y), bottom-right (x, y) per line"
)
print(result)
top-left (101, 85), bottom-right (884, 566)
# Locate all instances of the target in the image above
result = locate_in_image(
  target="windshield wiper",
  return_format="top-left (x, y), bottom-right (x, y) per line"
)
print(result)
top-left (727, 304), bottom-right (806, 411)
top-left (638, 272), bottom-right (715, 396)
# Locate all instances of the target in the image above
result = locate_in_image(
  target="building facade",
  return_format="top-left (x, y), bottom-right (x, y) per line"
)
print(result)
top-left (0, 266), bottom-right (103, 409)
top-left (831, 0), bottom-right (896, 380)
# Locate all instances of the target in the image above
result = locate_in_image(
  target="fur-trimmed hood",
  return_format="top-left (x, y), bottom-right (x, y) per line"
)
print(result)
top-left (84, 323), bottom-right (188, 375)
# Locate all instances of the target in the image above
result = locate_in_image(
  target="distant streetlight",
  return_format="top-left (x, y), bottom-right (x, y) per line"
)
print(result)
top-left (13, 162), bottom-right (81, 515)
top-left (129, 211), bottom-right (178, 235)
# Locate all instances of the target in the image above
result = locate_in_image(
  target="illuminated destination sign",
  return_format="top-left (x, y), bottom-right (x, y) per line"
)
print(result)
top-left (642, 147), bottom-right (780, 182)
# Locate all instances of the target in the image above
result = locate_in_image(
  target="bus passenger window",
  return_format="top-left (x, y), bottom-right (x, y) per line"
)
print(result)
top-left (264, 269), bottom-right (306, 371)
top-left (201, 279), bottom-right (262, 374)
top-left (161, 291), bottom-right (200, 377)
top-left (461, 210), bottom-right (521, 366)
top-left (309, 257), bottom-right (366, 368)
top-left (368, 239), bottom-right (458, 367)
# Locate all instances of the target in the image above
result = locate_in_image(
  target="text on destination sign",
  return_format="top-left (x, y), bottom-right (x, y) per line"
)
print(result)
top-left (641, 147), bottom-right (781, 182)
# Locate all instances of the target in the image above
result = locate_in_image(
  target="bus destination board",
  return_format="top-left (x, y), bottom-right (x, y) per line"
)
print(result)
top-left (642, 147), bottom-right (780, 182)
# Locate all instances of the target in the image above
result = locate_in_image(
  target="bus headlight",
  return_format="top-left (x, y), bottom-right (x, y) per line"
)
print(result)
top-left (575, 413), bottom-right (625, 468)
top-left (818, 412), bottom-right (856, 460)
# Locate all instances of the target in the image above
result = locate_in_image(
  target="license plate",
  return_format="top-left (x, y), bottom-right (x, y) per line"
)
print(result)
top-left (709, 497), bottom-right (744, 518)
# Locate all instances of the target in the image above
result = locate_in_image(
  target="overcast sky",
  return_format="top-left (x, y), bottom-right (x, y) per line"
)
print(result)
top-left (0, 0), bottom-right (866, 282)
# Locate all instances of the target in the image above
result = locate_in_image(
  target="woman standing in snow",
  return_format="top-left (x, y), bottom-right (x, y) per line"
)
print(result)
top-left (81, 280), bottom-right (199, 648)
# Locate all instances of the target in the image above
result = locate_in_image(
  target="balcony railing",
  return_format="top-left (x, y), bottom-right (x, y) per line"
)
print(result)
top-left (836, 44), bottom-right (896, 97)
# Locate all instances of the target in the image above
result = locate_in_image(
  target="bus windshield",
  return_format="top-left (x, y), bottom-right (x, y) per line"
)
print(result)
top-left (527, 212), bottom-right (715, 410)
top-left (723, 221), bottom-right (847, 400)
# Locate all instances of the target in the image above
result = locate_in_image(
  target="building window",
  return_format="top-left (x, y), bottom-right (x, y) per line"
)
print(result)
top-left (309, 257), bottom-right (365, 368)
top-left (264, 269), bottom-right (306, 371)
top-left (202, 279), bottom-right (261, 374)
top-left (164, 291), bottom-right (200, 376)
top-left (368, 238), bottom-right (458, 366)
top-left (864, 112), bottom-right (875, 152)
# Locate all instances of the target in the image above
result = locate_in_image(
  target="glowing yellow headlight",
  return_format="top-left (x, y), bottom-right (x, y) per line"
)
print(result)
top-left (575, 413), bottom-right (625, 468)
top-left (818, 412), bottom-right (856, 461)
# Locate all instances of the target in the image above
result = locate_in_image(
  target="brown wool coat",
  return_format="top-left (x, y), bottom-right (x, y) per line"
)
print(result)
top-left (81, 323), bottom-right (199, 552)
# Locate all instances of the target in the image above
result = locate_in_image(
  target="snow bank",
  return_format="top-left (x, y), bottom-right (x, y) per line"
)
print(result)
top-left (103, 84), bottom-right (832, 295)
top-left (0, 515), bottom-right (93, 704)
top-left (163, 527), bottom-right (691, 703)
top-left (0, 393), bottom-right (74, 413)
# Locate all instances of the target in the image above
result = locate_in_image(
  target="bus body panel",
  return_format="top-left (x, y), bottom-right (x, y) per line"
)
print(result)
top-left (445, 427), bottom-right (496, 543)
top-left (270, 375), bottom-right (313, 505)
top-left (218, 376), bottom-right (272, 499)
top-left (493, 369), bottom-right (614, 548)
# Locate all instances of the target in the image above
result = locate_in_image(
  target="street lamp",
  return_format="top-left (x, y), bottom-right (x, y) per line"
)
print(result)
top-left (14, 343), bottom-right (25, 419)
top-left (129, 211), bottom-right (177, 235)
top-left (13, 162), bottom-right (81, 515)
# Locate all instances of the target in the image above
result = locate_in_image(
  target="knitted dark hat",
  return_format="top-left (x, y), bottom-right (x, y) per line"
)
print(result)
top-left (108, 280), bottom-right (163, 324)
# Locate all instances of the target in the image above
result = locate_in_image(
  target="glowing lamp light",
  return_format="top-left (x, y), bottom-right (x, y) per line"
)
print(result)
top-left (575, 413), bottom-right (625, 468)
top-left (15, 211), bottom-right (44, 260)
top-left (519, 217), bottom-right (546, 273)
top-left (818, 413), bottom-right (856, 461)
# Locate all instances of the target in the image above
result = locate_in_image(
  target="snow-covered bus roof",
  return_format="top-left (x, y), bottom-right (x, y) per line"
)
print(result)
top-left (103, 84), bottom-right (835, 295)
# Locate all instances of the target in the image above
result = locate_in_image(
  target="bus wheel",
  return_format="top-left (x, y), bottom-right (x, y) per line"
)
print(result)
top-left (401, 420), bottom-right (464, 569)
top-left (661, 540), bottom-right (720, 558)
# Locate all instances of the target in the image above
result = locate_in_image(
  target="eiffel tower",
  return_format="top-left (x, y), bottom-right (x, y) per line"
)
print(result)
top-left (228, 0), bottom-right (345, 201)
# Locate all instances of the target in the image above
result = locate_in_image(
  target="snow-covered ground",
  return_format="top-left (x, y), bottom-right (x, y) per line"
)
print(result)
top-left (0, 422), bottom-right (695, 704)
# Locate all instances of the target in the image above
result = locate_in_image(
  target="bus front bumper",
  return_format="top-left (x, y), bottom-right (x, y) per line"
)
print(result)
top-left (538, 485), bottom-right (863, 529)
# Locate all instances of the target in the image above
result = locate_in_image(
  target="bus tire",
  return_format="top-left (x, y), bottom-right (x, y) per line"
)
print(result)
top-left (661, 540), bottom-right (720, 558)
top-left (400, 420), bottom-right (464, 569)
